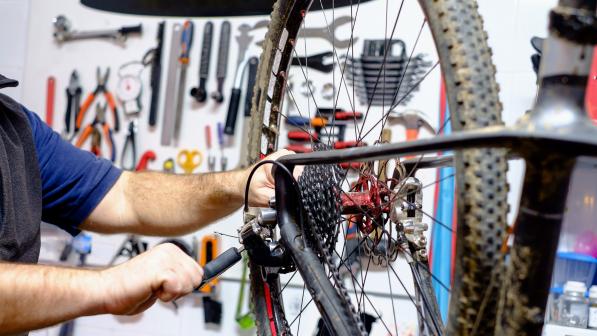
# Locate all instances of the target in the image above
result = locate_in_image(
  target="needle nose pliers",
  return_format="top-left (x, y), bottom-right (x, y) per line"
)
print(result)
top-left (75, 103), bottom-right (116, 162)
top-left (76, 67), bottom-right (120, 132)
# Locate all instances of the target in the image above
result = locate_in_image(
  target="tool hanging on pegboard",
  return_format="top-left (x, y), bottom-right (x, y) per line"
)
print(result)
top-left (116, 61), bottom-right (145, 116)
top-left (238, 57), bottom-right (259, 168)
top-left (76, 67), bottom-right (120, 132)
top-left (136, 150), bottom-right (156, 171)
top-left (345, 39), bottom-right (431, 107)
top-left (253, 16), bottom-right (355, 49)
top-left (223, 24), bottom-right (254, 136)
top-left (211, 21), bottom-right (231, 103)
top-left (52, 15), bottom-right (142, 45)
top-left (199, 235), bottom-right (223, 326)
top-left (75, 103), bottom-right (116, 162)
top-left (217, 122), bottom-right (227, 171)
top-left (173, 20), bottom-right (194, 143)
top-left (206, 125), bottom-right (216, 172)
top-left (45, 76), bottom-right (56, 127)
top-left (190, 21), bottom-right (214, 103)
top-left (62, 71), bottom-right (81, 140)
top-left (148, 21), bottom-right (165, 127)
top-left (121, 120), bottom-right (138, 170)
top-left (161, 23), bottom-right (183, 146)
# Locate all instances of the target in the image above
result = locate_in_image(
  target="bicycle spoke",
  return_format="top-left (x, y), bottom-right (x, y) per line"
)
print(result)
top-left (332, 246), bottom-right (432, 336)
top-left (377, 19), bottom-right (429, 143)
top-left (296, 283), bottom-right (307, 335)
top-left (354, 0), bottom-right (406, 142)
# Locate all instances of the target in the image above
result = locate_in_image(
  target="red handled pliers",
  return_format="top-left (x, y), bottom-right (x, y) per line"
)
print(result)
top-left (75, 103), bottom-right (116, 162)
top-left (76, 67), bottom-right (120, 132)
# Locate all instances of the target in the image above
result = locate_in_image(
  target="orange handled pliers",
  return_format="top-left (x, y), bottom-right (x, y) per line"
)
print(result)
top-left (76, 67), bottom-right (120, 132)
top-left (75, 103), bottom-right (116, 162)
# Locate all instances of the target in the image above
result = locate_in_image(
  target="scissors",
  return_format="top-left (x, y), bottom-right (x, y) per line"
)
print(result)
top-left (177, 150), bottom-right (203, 174)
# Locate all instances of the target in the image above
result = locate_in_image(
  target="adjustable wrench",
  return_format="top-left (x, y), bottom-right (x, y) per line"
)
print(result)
top-left (53, 15), bottom-right (142, 44)
top-left (211, 21), bottom-right (231, 103)
top-left (253, 16), bottom-right (355, 49)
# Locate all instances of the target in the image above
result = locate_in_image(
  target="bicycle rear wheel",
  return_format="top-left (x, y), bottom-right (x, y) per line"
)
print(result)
top-left (245, 0), bottom-right (509, 334)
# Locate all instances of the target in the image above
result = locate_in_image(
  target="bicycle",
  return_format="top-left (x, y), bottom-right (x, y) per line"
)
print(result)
top-left (238, 0), bottom-right (597, 335)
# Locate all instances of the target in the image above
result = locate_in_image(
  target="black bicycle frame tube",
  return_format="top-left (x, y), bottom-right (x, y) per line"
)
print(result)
top-left (273, 163), bottom-right (362, 335)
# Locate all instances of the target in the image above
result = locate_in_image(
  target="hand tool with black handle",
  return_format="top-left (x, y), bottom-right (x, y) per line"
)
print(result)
top-left (217, 122), bottom-right (227, 171)
top-left (223, 24), bottom-right (254, 135)
top-left (190, 21), bottom-right (213, 103)
top-left (211, 21), bottom-right (231, 103)
top-left (121, 120), bottom-right (138, 170)
top-left (238, 57), bottom-right (259, 166)
top-left (63, 71), bottom-right (81, 139)
top-left (291, 51), bottom-right (334, 73)
top-left (197, 246), bottom-right (244, 290)
top-left (53, 15), bottom-right (142, 44)
top-left (148, 21), bottom-right (165, 127)
top-left (173, 20), bottom-right (194, 143)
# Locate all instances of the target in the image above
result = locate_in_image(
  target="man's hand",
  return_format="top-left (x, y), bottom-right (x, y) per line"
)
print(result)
top-left (100, 243), bottom-right (203, 315)
top-left (243, 149), bottom-right (299, 207)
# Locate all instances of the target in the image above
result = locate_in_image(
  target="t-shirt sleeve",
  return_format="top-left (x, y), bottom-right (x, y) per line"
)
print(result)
top-left (23, 105), bottom-right (122, 235)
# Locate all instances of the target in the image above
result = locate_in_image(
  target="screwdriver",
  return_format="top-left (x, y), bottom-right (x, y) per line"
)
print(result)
top-left (197, 246), bottom-right (244, 290)
top-left (217, 122), bottom-right (227, 171)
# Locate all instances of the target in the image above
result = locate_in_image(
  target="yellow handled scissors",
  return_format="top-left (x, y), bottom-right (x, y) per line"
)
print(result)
top-left (177, 150), bottom-right (203, 174)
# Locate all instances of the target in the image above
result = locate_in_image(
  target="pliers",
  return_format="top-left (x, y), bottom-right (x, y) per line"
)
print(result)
top-left (76, 67), bottom-right (120, 132)
top-left (62, 70), bottom-right (81, 140)
top-left (75, 103), bottom-right (116, 162)
top-left (121, 120), bottom-right (138, 170)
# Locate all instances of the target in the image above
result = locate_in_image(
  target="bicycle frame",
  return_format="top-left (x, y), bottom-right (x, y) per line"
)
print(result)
top-left (270, 0), bottom-right (597, 334)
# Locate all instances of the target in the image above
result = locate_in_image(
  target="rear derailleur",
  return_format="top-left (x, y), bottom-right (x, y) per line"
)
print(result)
top-left (239, 206), bottom-right (295, 274)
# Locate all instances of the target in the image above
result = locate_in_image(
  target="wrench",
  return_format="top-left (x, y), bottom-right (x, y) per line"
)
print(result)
top-left (211, 21), bottom-right (231, 103)
top-left (253, 16), bottom-right (355, 49)
top-left (291, 51), bottom-right (334, 73)
top-left (53, 15), bottom-right (142, 44)
top-left (235, 24), bottom-right (254, 68)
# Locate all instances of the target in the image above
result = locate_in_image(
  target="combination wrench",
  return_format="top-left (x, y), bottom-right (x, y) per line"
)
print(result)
top-left (253, 16), bottom-right (356, 49)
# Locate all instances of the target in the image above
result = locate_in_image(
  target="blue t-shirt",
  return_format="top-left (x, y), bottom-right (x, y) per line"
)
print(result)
top-left (24, 106), bottom-right (122, 235)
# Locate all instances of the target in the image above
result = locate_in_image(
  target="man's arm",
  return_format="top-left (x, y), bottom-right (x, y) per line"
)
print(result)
top-left (0, 243), bottom-right (202, 335)
top-left (81, 150), bottom-right (288, 236)
top-left (0, 263), bottom-right (103, 334)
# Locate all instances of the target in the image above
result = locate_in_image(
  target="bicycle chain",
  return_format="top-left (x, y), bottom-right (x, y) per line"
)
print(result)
top-left (298, 157), bottom-right (368, 335)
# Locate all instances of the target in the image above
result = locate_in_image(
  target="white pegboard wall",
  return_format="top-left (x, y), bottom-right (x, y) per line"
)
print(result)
top-left (15, 0), bottom-right (551, 334)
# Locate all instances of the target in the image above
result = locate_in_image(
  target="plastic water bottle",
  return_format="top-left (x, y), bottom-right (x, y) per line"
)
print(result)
top-left (559, 281), bottom-right (589, 328)
top-left (589, 285), bottom-right (597, 329)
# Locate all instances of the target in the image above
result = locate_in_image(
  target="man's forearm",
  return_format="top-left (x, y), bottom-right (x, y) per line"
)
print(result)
top-left (84, 170), bottom-right (248, 236)
top-left (0, 263), bottom-right (105, 335)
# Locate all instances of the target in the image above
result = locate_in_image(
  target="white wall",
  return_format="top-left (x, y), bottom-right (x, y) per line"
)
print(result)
top-left (0, 0), bottom-right (30, 100)
top-left (1, 0), bottom-right (559, 335)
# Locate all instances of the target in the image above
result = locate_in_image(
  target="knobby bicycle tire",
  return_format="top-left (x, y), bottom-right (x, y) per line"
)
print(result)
top-left (244, 0), bottom-right (510, 334)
